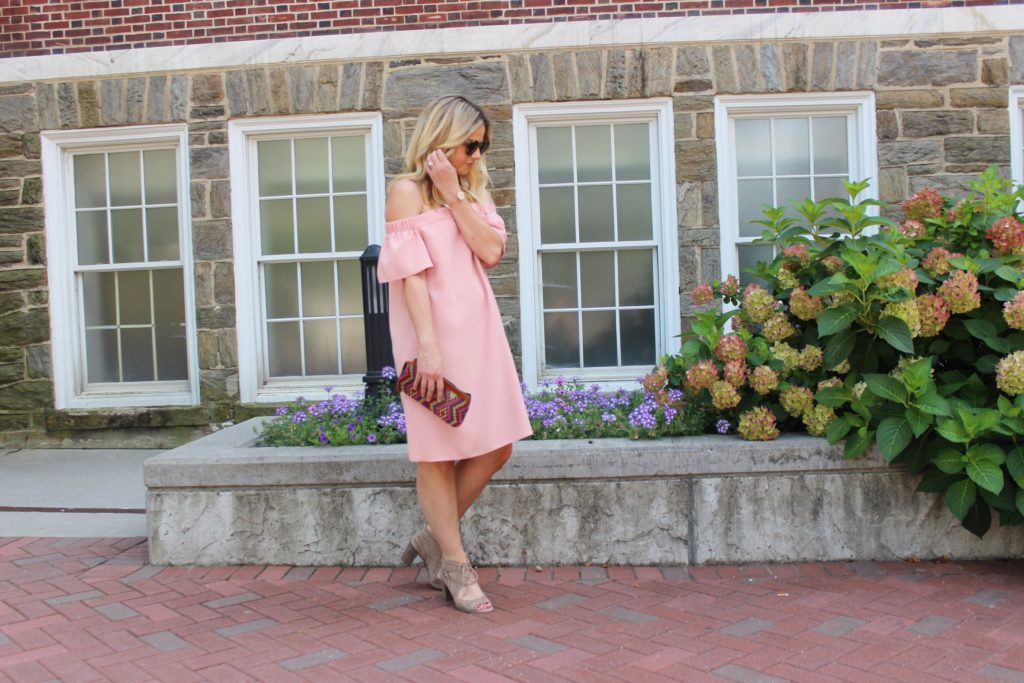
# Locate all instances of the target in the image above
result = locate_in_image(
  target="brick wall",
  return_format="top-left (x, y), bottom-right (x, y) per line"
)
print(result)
top-left (1, 0), bottom-right (1013, 59)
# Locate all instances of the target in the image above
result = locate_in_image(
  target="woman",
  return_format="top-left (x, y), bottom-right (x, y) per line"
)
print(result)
top-left (377, 95), bottom-right (533, 614)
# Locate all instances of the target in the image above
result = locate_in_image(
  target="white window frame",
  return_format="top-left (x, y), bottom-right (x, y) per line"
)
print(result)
top-left (229, 113), bottom-right (385, 404)
top-left (1011, 87), bottom-right (1024, 187)
top-left (513, 99), bottom-right (680, 390)
top-left (714, 92), bottom-right (879, 286)
top-left (41, 124), bottom-right (199, 409)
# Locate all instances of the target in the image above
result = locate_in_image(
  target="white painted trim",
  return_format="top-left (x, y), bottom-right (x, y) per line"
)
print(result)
top-left (513, 98), bottom-right (679, 389)
top-left (228, 112), bottom-right (385, 404)
top-left (715, 92), bottom-right (878, 290)
top-left (1011, 88), bottom-right (1024, 188)
top-left (2, 7), bottom-right (1020, 83)
top-left (41, 124), bottom-right (199, 409)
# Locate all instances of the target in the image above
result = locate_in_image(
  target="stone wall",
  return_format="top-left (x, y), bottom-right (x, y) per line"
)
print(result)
top-left (0, 33), bottom-right (1020, 442)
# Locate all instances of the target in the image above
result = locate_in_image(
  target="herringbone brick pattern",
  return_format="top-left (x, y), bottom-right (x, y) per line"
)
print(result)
top-left (1, 537), bottom-right (1023, 682)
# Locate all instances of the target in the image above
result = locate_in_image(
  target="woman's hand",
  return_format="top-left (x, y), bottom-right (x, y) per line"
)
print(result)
top-left (424, 149), bottom-right (460, 203)
top-left (415, 342), bottom-right (444, 403)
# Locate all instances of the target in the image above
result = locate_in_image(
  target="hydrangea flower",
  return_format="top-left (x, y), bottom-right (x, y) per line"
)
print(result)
top-left (823, 255), bottom-right (845, 273)
top-left (788, 287), bottom-right (824, 321)
top-left (882, 299), bottom-right (922, 338)
top-left (776, 269), bottom-right (800, 290)
top-left (901, 187), bottom-right (944, 222)
top-left (831, 360), bottom-right (851, 374)
top-left (897, 219), bottom-right (926, 239)
top-left (780, 386), bottom-right (814, 417)
top-left (771, 342), bottom-right (801, 374)
top-left (802, 404), bottom-right (835, 437)
top-left (686, 360), bottom-right (719, 391)
top-left (720, 275), bottom-right (741, 298)
top-left (783, 244), bottom-right (810, 262)
top-left (987, 216), bottom-right (1024, 257)
top-left (946, 198), bottom-right (972, 223)
top-left (737, 407), bottom-right (780, 441)
top-left (723, 359), bottom-right (747, 388)
top-left (818, 377), bottom-right (843, 391)
top-left (691, 284), bottom-right (714, 306)
top-left (710, 380), bottom-right (741, 410)
top-left (1003, 291), bottom-right (1024, 330)
top-left (715, 419), bottom-right (731, 434)
top-left (742, 285), bottom-right (777, 324)
top-left (799, 345), bottom-right (824, 372)
top-left (762, 313), bottom-right (795, 342)
top-left (714, 335), bottom-right (747, 362)
top-left (916, 293), bottom-right (951, 337)
top-left (750, 365), bottom-right (779, 395)
top-left (922, 247), bottom-right (960, 277)
top-left (938, 270), bottom-right (981, 314)
top-left (996, 350), bottom-right (1024, 396)
top-left (876, 267), bottom-right (918, 293)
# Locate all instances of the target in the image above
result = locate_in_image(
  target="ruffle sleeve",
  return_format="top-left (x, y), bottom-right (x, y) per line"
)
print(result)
top-left (377, 224), bottom-right (433, 283)
top-left (479, 204), bottom-right (508, 244)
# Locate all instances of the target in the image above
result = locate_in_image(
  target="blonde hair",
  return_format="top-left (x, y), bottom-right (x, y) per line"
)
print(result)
top-left (394, 95), bottom-right (491, 208)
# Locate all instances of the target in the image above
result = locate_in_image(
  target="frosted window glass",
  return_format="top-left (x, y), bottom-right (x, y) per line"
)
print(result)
top-left (582, 311), bottom-right (616, 367)
top-left (301, 261), bottom-right (337, 317)
top-left (264, 262), bottom-right (298, 319)
top-left (296, 197), bottom-right (331, 253)
top-left (294, 137), bottom-right (329, 195)
top-left (537, 127), bottom-right (573, 185)
top-left (580, 251), bottom-right (614, 308)
top-left (146, 207), bottom-right (179, 261)
top-left (616, 184), bottom-right (653, 241)
top-left (541, 252), bottom-right (577, 310)
top-left (539, 187), bottom-right (575, 244)
top-left (738, 244), bottom-right (775, 287)
top-left (618, 250), bottom-right (654, 307)
top-left (814, 176), bottom-right (849, 202)
top-left (85, 329), bottom-right (118, 382)
top-left (121, 327), bottom-right (155, 381)
top-left (575, 125), bottom-right (612, 183)
top-left (614, 123), bottom-right (650, 181)
top-left (108, 152), bottom-right (142, 206)
top-left (338, 260), bottom-right (362, 315)
top-left (74, 154), bottom-right (107, 209)
top-left (82, 272), bottom-right (116, 327)
top-left (303, 319), bottom-right (338, 376)
top-left (813, 117), bottom-right (849, 175)
top-left (118, 270), bottom-right (151, 325)
top-left (620, 309), bottom-right (655, 365)
top-left (778, 177), bottom-right (812, 219)
top-left (76, 210), bottom-right (109, 265)
top-left (260, 199), bottom-right (294, 255)
top-left (332, 135), bottom-right (367, 193)
top-left (111, 208), bottom-right (144, 263)
top-left (774, 118), bottom-right (810, 176)
top-left (143, 149), bottom-right (178, 204)
top-left (578, 185), bottom-right (614, 242)
top-left (738, 179), bottom-right (773, 238)
top-left (268, 322), bottom-right (301, 376)
top-left (544, 312), bottom-right (579, 368)
top-left (152, 269), bottom-right (185, 325)
top-left (341, 318), bottom-right (367, 374)
top-left (333, 195), bottom-right (368, 252)
top-left (155, 324), bottom-right (188, 380)
top-left (735, 119), bottom-right (771, 177)
top-left (258, 139), bottom-right (292, 197)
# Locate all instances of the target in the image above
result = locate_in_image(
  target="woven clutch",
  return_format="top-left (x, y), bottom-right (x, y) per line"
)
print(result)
top-left (397, 360), bottom-right (472, 428)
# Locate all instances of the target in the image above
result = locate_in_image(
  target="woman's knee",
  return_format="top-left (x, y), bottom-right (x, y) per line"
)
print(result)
top-left (491, 444), bottom-right (513, 469)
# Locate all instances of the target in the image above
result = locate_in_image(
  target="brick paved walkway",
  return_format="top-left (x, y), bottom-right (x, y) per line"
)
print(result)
top-left (1, 538), bottom-right (1023, 682)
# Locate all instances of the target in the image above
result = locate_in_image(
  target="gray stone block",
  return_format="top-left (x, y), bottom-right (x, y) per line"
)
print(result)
top-left (945, 136), bottom-right (1011, 165)
top-left (384, 62), bottom-right (506, 110)
top-left (145, 76), bottom-right (167, 123)
top-left (98, 79), bottom-right (122, 125)
top-left (315, 65), bottom-right (339, 113)
top-left (125, 77), bottom-right (145, 124)
top-left (902, 111), bottom-right (973, 138)
top-left (879, 50), bottom-right (977, 86)
top-left (0, 95), bottom-right (36, 133)
top-left (361, 62), bottom-right (384, 110)
top-left (191, 73), bottom-right (224, 105)
top-left (224, 71), bottom-right (248, 116)
top-left (735, 45), bottom-right (758, 93)
top-left (552, 53), bottom-right (576, 100)
top-left (783, 43), bottom-right (808, 91)
top-left (530, 53), bottom-right (554, 101)
top-left (857, 41), bottom-right (878, 88)
top-left (834, 42), bottom-right (857, 90)
top-left (190, 147), bottom-right (228, 180)
top-left (876, 88), bottom-right (944, 109)
top-left (339, 63), bottom-right (361, 111)
top-left (760, 45), bottom-right (782, 92)
top-left (713, 46), bottom-right (737, 93)
top-left (878, 140), bottom-right (941, 167)
top-left (246, 70), bottom-right (271, 116)
top-left (605, 49), bottom-right (627, 99)
top-left (811, 42), bottom-right (834, 91)
top-left (677, 47), bottom-right (710, 78)
top-left (168, 76), bottom-right (188, 121)
top-left (1010, 36), bottom-right (1024, 84)
top-left (36, 85), bottom-right (59, 130)
top-left (57, 82), bottom-right (78, 128)
top-left (576, 51), bottom-right (602, 99)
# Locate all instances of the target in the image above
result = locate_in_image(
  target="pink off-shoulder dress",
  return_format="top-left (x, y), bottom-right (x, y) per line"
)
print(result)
top-left (376, 203), bottom-right (533, 462)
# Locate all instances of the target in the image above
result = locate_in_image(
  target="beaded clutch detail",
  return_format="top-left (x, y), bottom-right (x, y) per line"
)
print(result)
top-left (397, 360), bottom-right (472, 428)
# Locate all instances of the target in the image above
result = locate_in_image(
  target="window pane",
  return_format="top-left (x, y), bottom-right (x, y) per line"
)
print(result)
top-left (111, 208), bottom-right (144, 263)
top-left (74, 154), bottom-right (107, 208)
top-left (108, 151), bottom-right (142, 206)
top-left (85, 329), bottom-right (118, 382)
top-left (296, 197), bottom-right (331, 253)
top-left (332, 135), bottom-right (367, 193)
top-left (813, 117), bottom-right (849, 175)
top-left (333, 195), bottom-right (368, 252)
top-left (537, 126), bottom-right (573, 185)
top-left (143, 149), bottom-right (178, 204)
top-left (258, 139), bottom-right (292, 197)
top-left (541, 252), bottom-right (577, 310)
top-left (155, 324), bottom-right (188, 380)
top-left (268, 321), bottom-right (301, 376)
top-left (738, 244), bottom-right (775, 288)
top-left (539, 186), bottom-right (575, 244)
top-left (619, 250), bottom-right (654, 307)
top-left (544, 311), bottom-right (579, 368)
top-left (738, 179), bottom-right (773, 238)
top-left (260, 199), bottom-right (294, 255)
top-left (580, 251), bottom-right (614, 308)
top-left (778, 177), bottom-right (812, 219)
top-left (620, 309), bottom-right (655, 366)
top-left (301, 261), bottom-right (337, 317)
top-left (146, 207), bottom-right (179, 261)
top-left (578, 185), bottom-right (613, 242)
top-left (303, 319), bottom-right (338, 376)
top-left (121, 327), bottom-right (155, 381)
top-left (341, 318), bottom-right (367, 374)
top-left (152, 268), bottom-right (185, 325)
top-left (338, 260), bottom-right (362, 315)
top-left (575, 125), bottom-right (612, 183)
top-left (735, 119), bottom-right (771, 177)
top-left (118, 270), bottom-right (151, 325)
top-left (294, 137), bottom-right (329, 195)
top-left (774, 118), bottom-right (810, 176)
top-left (814, 176), bottom-right (849, 202)
top-left (614, 123), bottom-right (651, 181)
top-left (264, 262), bottom-right (298, 319)
top-left (616, 184), bottom-right (652, 241)
top-left (76, 210), bottom-right (108, 265)
top-left (82, 271), bottom-right (116, 327)
top-left (582, 310), bottom-right (616, 367)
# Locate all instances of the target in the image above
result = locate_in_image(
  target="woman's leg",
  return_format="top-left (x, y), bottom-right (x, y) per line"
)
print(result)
top-left (454, 443), bottom-right (512, 518)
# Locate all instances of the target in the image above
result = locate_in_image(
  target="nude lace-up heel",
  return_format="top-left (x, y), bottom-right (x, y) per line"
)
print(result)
top-left (400, 528), bottom-right (444, 590)
top-left (437, 559), bottom-right (493, 614)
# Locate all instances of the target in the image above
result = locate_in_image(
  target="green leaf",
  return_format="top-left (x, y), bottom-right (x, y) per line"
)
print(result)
top-left (905, 407), bottom-right (932, 438)
top-left (876, 416), bottom-right (913, 462)
top-left (945, 479), bottom-right (977, 521)
top-left (936, 418), bottom-right (971, 443)
top-left (995, 265), bottom-right (1024, 284)
top-left (901, 358), bottom-right (933, 391)
top-left (980, 483), bottom-right (1017, 512)
top-left (1007, 447), bottom-right (1024, 487)
top-left (961, 499), bottom-right (992, 539)
top-left (995, 287), bottom-right (1019, 302)
top-left (966, 457), bottom-right (1004, 495)
top-left (998, 395), bottom-right (1021, 416)
top-left (976, 409), bottom-right (1002, 433)
top-left (808, 273), bottom-right (850, 297)
top-left (934, 449), bottom-right (965, 474)
top-left (864, 374), bottom-right (909, 404)
top-left (818, 303), bottom-right (861, 337)
top-left (826, 415), bottom-right (853, 444)
top-left (917, 469), bottom-right (961, 493)
top-left (843, 429), bottom-right (873, 459)
top-left (680, 338), bottom-right (703, 358)
top-left (815, 385), bottom-right (852, 407)
top-left (963, 318), bottom-right (1011, 353)
top-left (1017, 489), bottom-right (1024, 517)
top-left (875, 316), bottom-right (914, 354)
top-left (842, 248), bottom-right (876, 279)
top-left (914, 392), bottom-right (952, 417)
top-left (969, 443), bottom-right (1007, 465)
top-left (823, 328), bottom-right (857, 370)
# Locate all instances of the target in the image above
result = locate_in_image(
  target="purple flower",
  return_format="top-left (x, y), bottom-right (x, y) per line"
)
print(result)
top-left (716, 419), bottom-right (731, 434)
top-left (381, 365), bottom-right (397, 380)
top-left (601, 412), bottom-right (617, 423)
top-left (291, 411), bottom-right (307, 424)
top-left (323, 385), bottom-right (334, 394)
top-left (275, 406), bottom-right (288, 416)
top-left (318, 431), bottom-right (329, 444)
top-left (367, 433), bottom-right (378, 443)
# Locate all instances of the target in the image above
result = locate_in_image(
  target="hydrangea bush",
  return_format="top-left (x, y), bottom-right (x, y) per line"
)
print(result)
top-left (664, 167), bottom-right (1024, 537)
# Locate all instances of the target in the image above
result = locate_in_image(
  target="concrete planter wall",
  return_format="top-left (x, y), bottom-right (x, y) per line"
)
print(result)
top-left (144, 417), bottom-right (1024, 566)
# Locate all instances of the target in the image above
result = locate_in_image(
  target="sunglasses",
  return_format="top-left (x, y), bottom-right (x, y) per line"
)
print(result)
top-left (463, 138), bottom-right (490, 156)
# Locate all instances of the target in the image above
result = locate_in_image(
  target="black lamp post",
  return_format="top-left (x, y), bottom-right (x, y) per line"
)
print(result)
top-left (359, 244), bottom-right (396, 398)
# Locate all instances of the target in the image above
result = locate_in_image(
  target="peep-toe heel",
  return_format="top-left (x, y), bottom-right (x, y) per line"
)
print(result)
top-left (437, 559), bottom-right (493, 614)
top-left (403, 528), bottom-right (444, 591)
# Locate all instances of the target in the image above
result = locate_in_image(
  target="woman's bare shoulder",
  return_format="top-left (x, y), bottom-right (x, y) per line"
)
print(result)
top-left (386, 179), bottom-right (425, 222)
